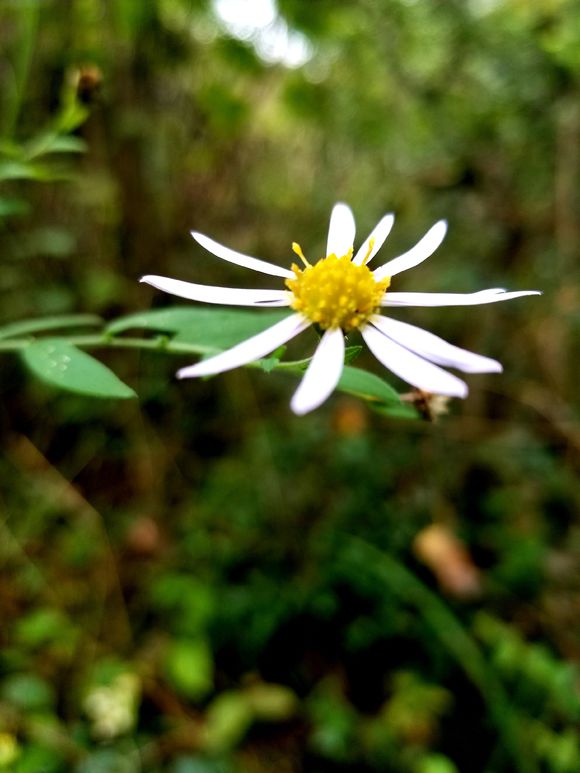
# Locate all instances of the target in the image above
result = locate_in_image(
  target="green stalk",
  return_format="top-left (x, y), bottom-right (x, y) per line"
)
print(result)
top-left (2, 0), bottom-right (41, 139)
top-left (0, 333), bottom-right (312, 372)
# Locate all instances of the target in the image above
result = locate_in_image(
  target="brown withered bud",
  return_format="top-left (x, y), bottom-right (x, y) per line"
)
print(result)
top-left (401, 389), bottom-right (451, 422)
top-left (73, 65), bottom-right (103, 105)
top-left (125, 516), bottom-right (163, 557)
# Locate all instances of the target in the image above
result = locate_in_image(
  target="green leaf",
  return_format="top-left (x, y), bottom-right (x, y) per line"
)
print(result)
top-left (20, 339), bottom-right (136, 399)
top-left (171, 758), bottom-right (232, 773)
top-left (0, 159), bottom-right (41, 181)
top-left (107, 307), bottom-right (291, 351)
top-left (0, 314), bottom-right (103, 341)
top-left (26, 133), bottom-right (87, 158)
top-left (204, 691), bottom-right (254, 752)
top-left (2, 673), bottom-right (55, 711)
top-left (344, 345), bottom-right (363, 364)
top-left (76, 750), bottom-right (136, 773)
top-left (416, 754), bottom-right (459, 773)
top-left (14, 608), bottom-right (70, 648)
top-left (12, 744), bottom-right (64, 773)
top-left (0, 159), bottom-right (68, 182)
top-left (245, 682), bottom-right (297, 721)
top-left (373, 401), bottom-right (421, 420)
top-left (164, 638), bottom-right (214, 701)
top-left (0, 139), bottom-right (21, 157)
top-left (337, 365), bottom-right (401, 405)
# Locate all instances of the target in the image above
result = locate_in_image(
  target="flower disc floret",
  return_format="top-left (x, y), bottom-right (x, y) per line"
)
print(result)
top-left (286, 253), bottom-right (390, 332)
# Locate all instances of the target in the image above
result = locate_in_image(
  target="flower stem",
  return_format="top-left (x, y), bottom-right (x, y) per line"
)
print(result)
top-left (0, 333), bottom-right (313, 371)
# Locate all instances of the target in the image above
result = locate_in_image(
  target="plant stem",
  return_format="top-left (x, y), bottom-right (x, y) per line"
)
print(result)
top-left (2, 0), bottom-right (40, 139)
top-left (0, 333), bottom-right (311, 371)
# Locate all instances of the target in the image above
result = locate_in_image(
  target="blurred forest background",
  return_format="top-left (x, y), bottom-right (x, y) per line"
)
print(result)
top-left (1, 0), bottom-right (580, 771)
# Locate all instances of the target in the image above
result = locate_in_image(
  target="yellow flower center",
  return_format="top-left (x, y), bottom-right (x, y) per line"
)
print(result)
top-left (285, 242), bottom-right (390, 331)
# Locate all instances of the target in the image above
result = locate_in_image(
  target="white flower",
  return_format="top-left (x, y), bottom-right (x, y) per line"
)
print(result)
top-left (141, 203), bottom-right (540, 415)
top-left (84, 673), bottom-right (140, 739)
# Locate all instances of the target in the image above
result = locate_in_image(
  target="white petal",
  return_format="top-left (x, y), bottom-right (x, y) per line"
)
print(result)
top-left (140, 275), bottom-right (291, 307)
top-left (290, 328), bottom-right (345, 415)
top-left (370, 315), bottom-right (502, 373)
top-left (326, 202), bottom-right (356, 257)
top-left (191, 231), bottom-right (294, 279)
top-left (381, 289), bottom-right (542, 307)
top-left (352, 214), bottom-right (395, 266)
top-left (373, 220), bottom-right (448, 280)
top-left (362, 324), bottom-right (468, 398)
top-left (177, 313), bottom-right (309, 378)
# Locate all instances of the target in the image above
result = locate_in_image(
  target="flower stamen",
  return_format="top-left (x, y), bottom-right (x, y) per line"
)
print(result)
top-left (363, 237), bottom-right (376, 265)
top-left (286, 250), bottom-right (390, 332)
top-left (292, 242), bottom-right (310, 268)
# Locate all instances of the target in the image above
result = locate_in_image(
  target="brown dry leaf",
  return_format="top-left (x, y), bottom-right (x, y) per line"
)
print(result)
top-left (414, 524), bottom-right (482, 599)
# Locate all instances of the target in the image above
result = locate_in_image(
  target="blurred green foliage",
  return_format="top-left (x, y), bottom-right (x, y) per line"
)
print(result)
top-left (1, 0), bottom-right (580, 771)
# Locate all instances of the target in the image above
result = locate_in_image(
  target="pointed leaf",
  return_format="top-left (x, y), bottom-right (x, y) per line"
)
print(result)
top-left (337, 365), bottom-right (401, 404)
top-left (373, 402), bottom-right (421, 420)
top-left (0, 314), bottom-right (103, 341)
top-left (0, 160), bottom-right (40, 181)
top-left (21, 339), bottom-right (136, 399)
top-left (26, 134), bottom-right (87, 158)
top-left (107, 307), bottom-right (291, 351)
